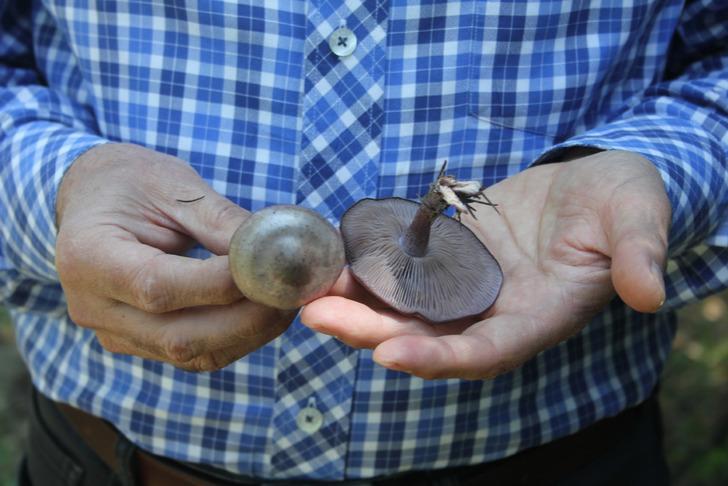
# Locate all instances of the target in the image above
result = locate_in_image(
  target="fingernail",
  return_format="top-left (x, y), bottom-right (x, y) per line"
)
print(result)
top-left (372, 351), bottom-right (391, 367)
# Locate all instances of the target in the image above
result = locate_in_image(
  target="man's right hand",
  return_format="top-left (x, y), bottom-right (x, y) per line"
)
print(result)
top-left (55, 143), bottom-right (296, 372)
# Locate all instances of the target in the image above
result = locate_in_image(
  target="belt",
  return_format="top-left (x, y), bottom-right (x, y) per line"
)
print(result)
top-left (54, 401), bottom-right (227, 486)
top-left (50, 390), bottom-right (658, 486)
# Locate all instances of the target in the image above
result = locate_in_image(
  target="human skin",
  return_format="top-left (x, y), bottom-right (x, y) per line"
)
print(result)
top-left (55, 146), bottom-right (669, 378)
top-left (55, 143), bottom-right (297, 372)
top-left (301, 150), bottom-right (671, 380)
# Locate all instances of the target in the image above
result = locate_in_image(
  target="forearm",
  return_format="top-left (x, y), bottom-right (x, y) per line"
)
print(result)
top-left (0, 1), bottom-right (107, 307)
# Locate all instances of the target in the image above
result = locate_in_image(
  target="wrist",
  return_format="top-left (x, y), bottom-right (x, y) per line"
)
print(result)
top-left (56, 142), bottom-right (117, 228)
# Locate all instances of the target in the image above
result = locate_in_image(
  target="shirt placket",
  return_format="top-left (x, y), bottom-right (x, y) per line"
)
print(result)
top-left (267, 0), bottom-right (388, 480)
top-left (295, 0), bottom-right (387, 218)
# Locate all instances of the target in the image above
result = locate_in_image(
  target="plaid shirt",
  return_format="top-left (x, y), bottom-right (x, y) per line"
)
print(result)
top-left (1, 0), bottom-right (727, 480)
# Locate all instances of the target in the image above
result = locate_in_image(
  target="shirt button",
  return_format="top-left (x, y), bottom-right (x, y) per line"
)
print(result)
top-left (296, 398), bottom-right (323, 433)
top-left (329, 27), bottom-right (357, 57)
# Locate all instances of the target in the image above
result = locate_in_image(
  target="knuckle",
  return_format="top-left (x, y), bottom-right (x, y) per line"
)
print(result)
top-left (55, 234), bottom-right (85, 285)
top-left (161, 333), bottom-right (198, 363)
top-left (66, 299), bottom-right (94, 328)
top-left (618, 229), bottom-right (667, 261)
top-left (208, 200), bottom-right (246, 234)
top-left (131, 265), bottom-right (171, 313)
top-left (95, 333), bottom-right (126, 355)
top-left (173, 354), bottom-right (224, 373)
top-left (190, 355), bottom-right (224, 373)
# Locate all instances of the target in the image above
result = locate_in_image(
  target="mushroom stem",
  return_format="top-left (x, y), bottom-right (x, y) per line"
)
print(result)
top-left (399, 162), bottom-right (499, 258)
top-left (400, 188), bottom-right (448, 257)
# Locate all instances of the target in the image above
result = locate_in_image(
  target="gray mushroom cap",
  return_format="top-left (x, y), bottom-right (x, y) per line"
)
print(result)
top-left (341, 197), bottom-right (503, 323)
top-left (229, 205), bottom-right (345, 310)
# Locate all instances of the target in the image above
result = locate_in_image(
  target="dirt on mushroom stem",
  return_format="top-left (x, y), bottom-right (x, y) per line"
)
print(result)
top-left (400, 165), bottom-right (498, 258)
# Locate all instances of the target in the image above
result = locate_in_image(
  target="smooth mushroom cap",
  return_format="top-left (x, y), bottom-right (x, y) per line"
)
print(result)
top-left (341, 197), bottom-right (503, 323)
top-left (229, 205), bottom-right (345, 310)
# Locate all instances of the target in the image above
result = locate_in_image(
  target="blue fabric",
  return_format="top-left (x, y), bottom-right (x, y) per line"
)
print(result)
top-left (0, 0), bottom-right (726, 481)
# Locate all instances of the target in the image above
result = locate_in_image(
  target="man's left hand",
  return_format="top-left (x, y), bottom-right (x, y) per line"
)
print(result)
top-left (301, 150), bottom-right (671, 380)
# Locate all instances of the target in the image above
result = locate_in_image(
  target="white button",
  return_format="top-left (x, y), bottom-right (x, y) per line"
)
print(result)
top-left (329, 27), bottom-right (357, 57)
top-left (296, 398), bottom-right (323, 433)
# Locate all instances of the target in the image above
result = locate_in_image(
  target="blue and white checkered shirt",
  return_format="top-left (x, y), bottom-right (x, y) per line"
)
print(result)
top-left (1, 0), bottom-right (727, 480)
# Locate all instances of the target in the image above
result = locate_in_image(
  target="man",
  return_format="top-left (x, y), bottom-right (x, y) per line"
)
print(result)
top-left (1, 0), bottom-right (726, 484)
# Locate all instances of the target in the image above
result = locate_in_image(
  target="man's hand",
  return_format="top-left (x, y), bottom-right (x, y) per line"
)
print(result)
top-left (301, 150), bottom-right (671, 380)
top-left (56, 143), bottom-right (296, 372)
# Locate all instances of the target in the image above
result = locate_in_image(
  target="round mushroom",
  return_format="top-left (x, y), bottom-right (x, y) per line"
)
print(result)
top-left (229, 205), bottom-right (345, 310)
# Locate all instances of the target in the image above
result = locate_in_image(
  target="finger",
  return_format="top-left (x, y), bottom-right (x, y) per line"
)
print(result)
top-left (96, 329), bottom-right (267, 373)
top-left (166, 189), bottom-right (251, 255)
top-left (325, 268), bottom-right (390, 309)
top-left (93, 299), bottom-right (296, 370)
top-left (56, 143), bottom-right (249, 256)
top-left (372, 314), bottom-right (544, 380)
top-left (606, 192), bottom-right (670, 313)
top-left (611, 233), bottom-right (667, 313)
top-left (59, 212), bottom-right (245, 313)
top-left (65, 228), bottom-right (243, 312)
top-left (300, 296), bottom-right (470, 348)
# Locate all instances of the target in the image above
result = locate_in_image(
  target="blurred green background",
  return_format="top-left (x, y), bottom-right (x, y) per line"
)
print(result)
top-left (1, 295), bottom-right (727, 485)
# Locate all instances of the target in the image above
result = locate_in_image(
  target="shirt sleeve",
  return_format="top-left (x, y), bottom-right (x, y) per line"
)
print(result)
top-left (0, 1), bottom-right (107, 312)
top-left (535, 0), bottom-right (728, 309)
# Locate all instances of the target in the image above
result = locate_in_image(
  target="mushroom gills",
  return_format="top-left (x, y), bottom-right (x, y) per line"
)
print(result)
top-left (341, 197), bottom-right (502, 323)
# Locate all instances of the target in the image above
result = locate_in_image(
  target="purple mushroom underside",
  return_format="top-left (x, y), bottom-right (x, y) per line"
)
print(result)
top-left (341, 197), bottom-right (503, 323)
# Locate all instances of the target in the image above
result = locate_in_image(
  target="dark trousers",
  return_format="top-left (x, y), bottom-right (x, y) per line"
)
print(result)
top-left (19, 385), bottom-right (670, 486)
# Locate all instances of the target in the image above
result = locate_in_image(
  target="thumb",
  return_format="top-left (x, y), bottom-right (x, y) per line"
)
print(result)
top-left (607, 199), bottom-right (670, 313)
top-left (170, 189), bottom-right (251, 256)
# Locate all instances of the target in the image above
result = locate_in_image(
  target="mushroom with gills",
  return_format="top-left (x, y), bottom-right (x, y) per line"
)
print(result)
top-left (340, 164), bottom-right (503, 323)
